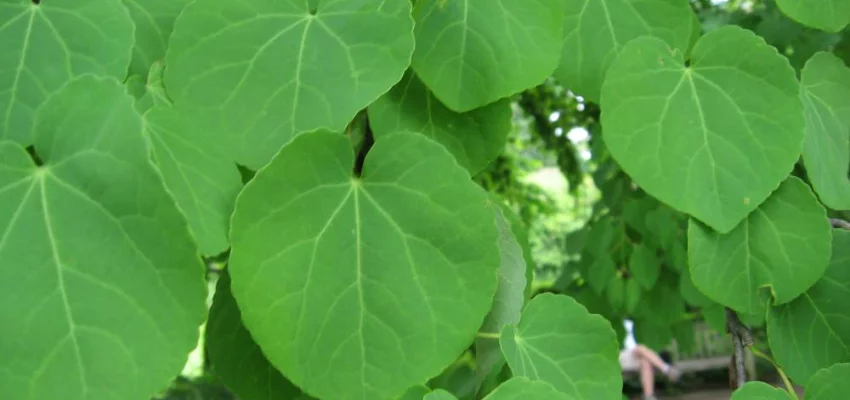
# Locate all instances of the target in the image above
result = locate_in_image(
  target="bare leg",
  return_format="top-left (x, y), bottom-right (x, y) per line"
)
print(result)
top-left (640, 358), bottom-right (654, 397)
top-left (633, 344), bottom-right (670, 372)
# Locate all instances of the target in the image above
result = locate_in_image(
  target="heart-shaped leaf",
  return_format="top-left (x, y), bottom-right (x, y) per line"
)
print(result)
top-left (689, 177), bottom-right (831, 314)
top-left (557, 0), bottom-right (697, 101)
top-left (768, 229), bottom-right (850, 385)
top-left (411, 0), bottom-right (565, 112)
top-left (775, 0), bottom-right (850, 32)
top-left (368, 71), bottom-right (511, 174)
top-left (0, 76), bottom-right (205, 400)
top-left (800, 52), bottom-right (850, 210)
top-left (601, 26), bottom-right (805, 233)
top-left (499, 293), bottom-right (621, 400)
top-left (0, 0), bottom-right (133, 145)
top-left (165, 0), bottom-right (415, 168)
top-left (144, 106), bottom-right (243, 256)
top-left (228, 130), bottom-right (500, 400)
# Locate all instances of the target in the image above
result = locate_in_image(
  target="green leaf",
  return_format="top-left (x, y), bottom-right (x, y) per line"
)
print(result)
top-left (585, 217), bottom-right (615, 256)
top-left (606, 276), bottom-right (626, 313)
top-left (424, 389), bottom-right (459, 400)
top-left (228, 130), bottom-right (499, 400)
top-left (702, 304), bottom-right (727, 333)
top-left (645, 206), bottom-right (682, 251)
top-left (600, 26), bottom-right (805, 233)
top-left (806, 363), bottom-right (850, 400)
top-left (775, 0), bottom-right (850, 32)
top-left (800, 52), bottom-right (850, 210)
top-left (665, 240), bottom-right (688, 272)
top-left (397, 385), bottom-right (430, 400)
top-left (0, 76), bottom-right (205, 400)
top-left (587, 254), bottom-right (617, 295)
top-left (475, 204), bottom-right (527, 384)
top-left (0, 0), bottom-right (134, 145)
top-left (499, 293), bottom-right (622, 400)
top-left (368, 71), bottom-right (512, 175)
top-left (557, 0), bottom-right (697, 101)
top-left (411, 0), bottom-right (565, 112)
top-left (689, 177), bottom-right (831, 314)
top-left (624, 278), bottom-right (642, 314)
top-left (671, 320), bottom-right (696, 355)
top-left (483, 377), bottom-right (574, 400)
top-left (629, 244), bottom-right (660, 290)
top-left (121, 0), bottom-right (190, 76)
top-left (165, 0), bottom-right (415, 169)
top-left (729, 382), bottom-right (793, 400)
top-left (634, 319), bottom-right (673, 350)
top-left (639, 274), bottom-right (685, 324)
top-left (207, 272), bottom-right (313, 400)
top-left (680, 267), bottom-right (712, 307)
top-left (768, 229), bottom-right (850, 385)
top-left (144, 106), bottom-right (243, 256)
top-left (138, 61), bottom-right (170, 112)
top-left (493, 199), bottom-right (534, 299)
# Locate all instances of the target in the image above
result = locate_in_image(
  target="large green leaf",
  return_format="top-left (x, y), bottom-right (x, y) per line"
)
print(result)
top-left (689, 177), bottom-right (831, 314)
top-left (475, 204), bottom-right (527, 384)
top-left (368, 71), bottom-right (511, 175)
top-left (144, 106), bottom-right (243, 256)
top-left (0, 76), bottom-right (206, 400)
top-left (800, 52), bottom-right (850, 210)
top-left (629, 244), bottom-right (660, 290)
top-left (729, 382), bottom-right (793, 400)
top-left (207, 272), bottom-right (312, 400)
top-left (557, 0), bottom-right (696, 102)
top-left (0, 0), bottom-right (133, 145)
top-left (228, 130), bottom-right (500, 400)
top-left (767, 229), bottom-right (850, 385)
top-left (121, 0), bottom-right (190, 76)
top-left (483, 377), bottom-right (573, 400)
top-left (411, 0), bottom-right (565, 112)
top-left (424, 389), bottom-right (459, 400)
top-left (775, 0), bottom-right (850, 32)
top-left (165, 0), bottom-right (415, 169)
top-left (807, 363), bottom-right (850, 400)
top-left (499, 293), bottom-right (622, 400)
top-left (600, 26), bottom-right (805, 233)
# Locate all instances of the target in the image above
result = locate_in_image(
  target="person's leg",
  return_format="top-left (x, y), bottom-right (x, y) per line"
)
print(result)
top-left (633, 345), bottom-right (682, 381)
top-left (639, 358), bottom-right (655, 399)
top-left (633, 344), bottom-right (670, 371)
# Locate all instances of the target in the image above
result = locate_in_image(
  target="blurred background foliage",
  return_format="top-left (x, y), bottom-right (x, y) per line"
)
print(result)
top-left (157, 0), bottom-right (850, 398)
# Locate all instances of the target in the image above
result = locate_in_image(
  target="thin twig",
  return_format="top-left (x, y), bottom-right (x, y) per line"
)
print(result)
top-left (726, 308), bottom-right (750, 388)
top-left (830, 218), bottom-right (850, 230)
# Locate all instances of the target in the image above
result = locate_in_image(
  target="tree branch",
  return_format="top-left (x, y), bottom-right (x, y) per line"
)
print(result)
top-left (726, 308), bottom-right (752, 389)
top-left (830, 218), bottom-right (850, 230)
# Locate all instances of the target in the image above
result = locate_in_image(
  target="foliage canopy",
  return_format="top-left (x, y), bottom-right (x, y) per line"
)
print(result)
top-left (2, 0), bottom-right (850, 399)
